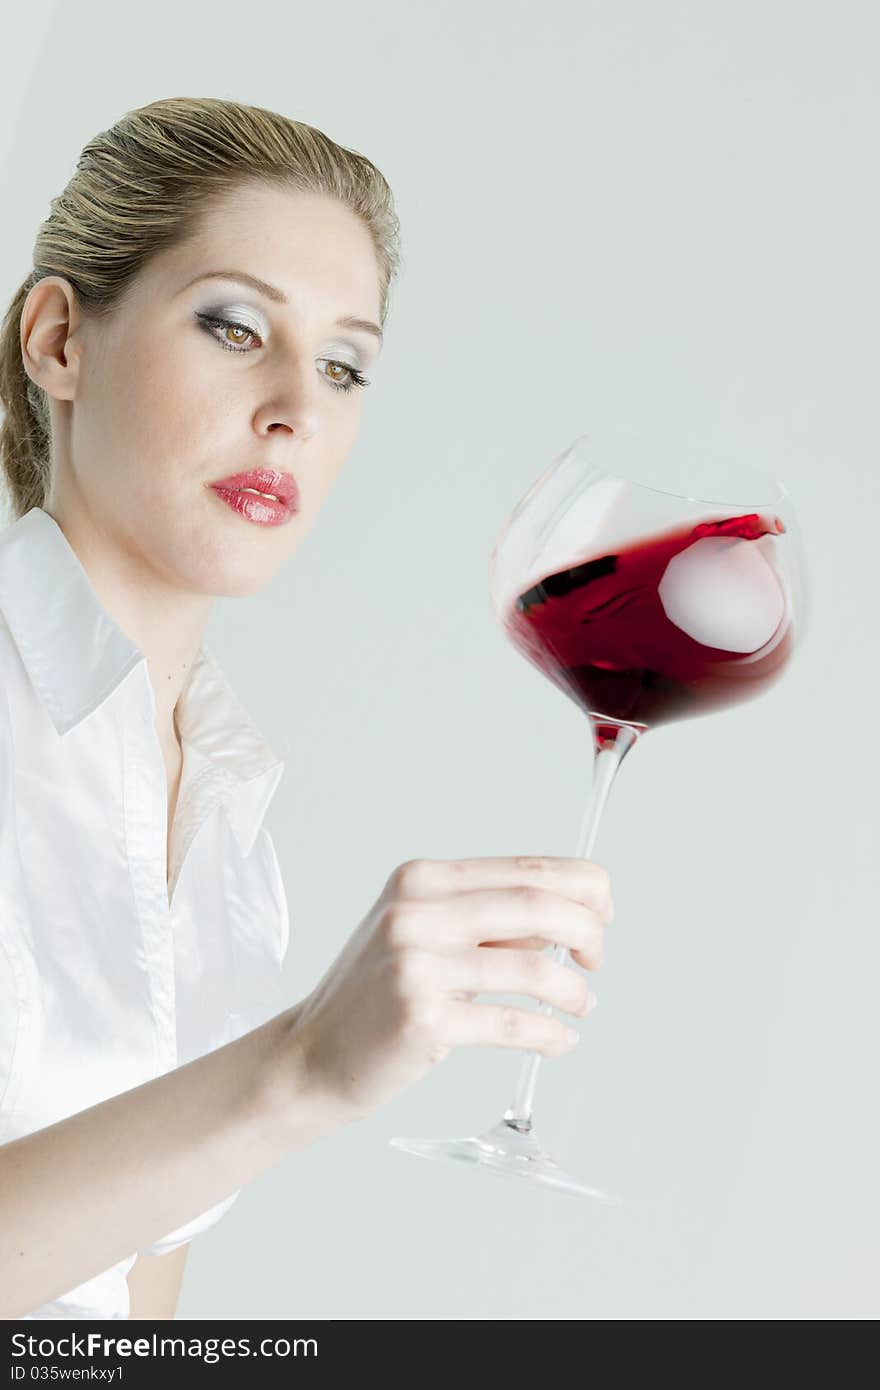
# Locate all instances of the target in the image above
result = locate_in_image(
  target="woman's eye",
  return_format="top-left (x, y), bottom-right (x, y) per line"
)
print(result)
top-left (195, 313), bottom-right (370, 395)
top-left (197, 314), bottom-right (260, 353)
top-left (221, 321), bottom-right (255, 350)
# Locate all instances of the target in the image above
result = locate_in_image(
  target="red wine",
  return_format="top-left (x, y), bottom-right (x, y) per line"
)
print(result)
top-left (504, 512), bottom-right (793, 751)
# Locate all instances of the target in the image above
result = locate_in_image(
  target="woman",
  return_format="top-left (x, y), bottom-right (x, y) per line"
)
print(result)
top-left (0, 97), bottom-right (612, 1320)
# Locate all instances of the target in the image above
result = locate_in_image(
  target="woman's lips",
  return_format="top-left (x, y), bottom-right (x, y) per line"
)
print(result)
top-left (208, 467), bottom-right (300, 527)
top-left (209, 468), bottom-right (300, 509)
top-left (209, 484), bottom-right (297, 527)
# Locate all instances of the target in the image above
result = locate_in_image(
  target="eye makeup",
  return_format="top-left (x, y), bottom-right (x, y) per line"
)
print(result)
top-left (193, 306), bottom-right (372, 393)
top-left (195, 301), bottom-right (371, 369)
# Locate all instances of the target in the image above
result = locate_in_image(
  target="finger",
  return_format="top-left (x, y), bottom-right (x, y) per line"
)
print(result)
top-left (394, 856), bottom-right (614, 924)
top-left (407, 888), bottom-right (605, 968)
top-left (481, 936), bottom-right (548, 951)
top-left (484, 935), bottom-right (601, 973)
top-left (436, 946), bottom-right (591, 1019)
top-left (439, 998), bottom-right (582, 1057)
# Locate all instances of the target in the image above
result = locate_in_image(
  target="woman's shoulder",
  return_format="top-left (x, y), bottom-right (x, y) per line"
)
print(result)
top-left (0, 635), bottom-right (12, 784)
top-left (0, 607), bottom-right (26, 739)
top-left (0, 624), bottom-right (25, 1131)
top-left (0, 615), bottom-right (21, 902)
top-left (0, 602), bottom-right (59, 779)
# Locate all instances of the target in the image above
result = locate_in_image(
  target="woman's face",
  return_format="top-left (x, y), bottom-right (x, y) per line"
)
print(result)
top-left (42, 182), bottom-right (384, 597)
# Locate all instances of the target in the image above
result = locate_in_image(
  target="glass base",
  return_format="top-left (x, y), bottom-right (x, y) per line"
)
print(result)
top-left (389, 1117), bottom-right (622, 1202)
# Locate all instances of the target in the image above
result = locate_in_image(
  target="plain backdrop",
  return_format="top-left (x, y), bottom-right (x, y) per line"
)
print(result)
top-left (1, 0), bottom-right (876, 1321)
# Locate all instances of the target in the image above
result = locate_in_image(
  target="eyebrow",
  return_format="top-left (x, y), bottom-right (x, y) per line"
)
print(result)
top-left (179, 268), bottom-right (384, 345)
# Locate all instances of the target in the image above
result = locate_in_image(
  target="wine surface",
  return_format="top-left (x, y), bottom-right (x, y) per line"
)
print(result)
top-left (505, 512), bottom-right (792, 749)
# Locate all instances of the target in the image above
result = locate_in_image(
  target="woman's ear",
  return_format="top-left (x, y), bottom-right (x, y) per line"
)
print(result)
top-left (20, 276), bottom-right (84, 402)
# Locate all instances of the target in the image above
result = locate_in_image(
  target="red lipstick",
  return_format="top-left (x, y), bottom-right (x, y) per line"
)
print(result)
top-left (208, 468), bottom-right (300, 527)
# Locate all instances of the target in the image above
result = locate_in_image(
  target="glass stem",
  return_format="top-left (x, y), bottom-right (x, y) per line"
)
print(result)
top-left (502, 722), bottom-right (640, 1132)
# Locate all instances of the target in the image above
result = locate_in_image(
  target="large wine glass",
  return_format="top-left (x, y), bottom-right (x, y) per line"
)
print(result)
top-left (389, 431), bottom-right (807, 1200)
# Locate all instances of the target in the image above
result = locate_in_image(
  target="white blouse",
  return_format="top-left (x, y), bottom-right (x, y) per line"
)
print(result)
top-left (0, 506), bottom-right (291, 1319)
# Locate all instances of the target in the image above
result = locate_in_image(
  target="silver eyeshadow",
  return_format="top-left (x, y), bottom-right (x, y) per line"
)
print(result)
top-left (198, 302), bottom-right (369, 369)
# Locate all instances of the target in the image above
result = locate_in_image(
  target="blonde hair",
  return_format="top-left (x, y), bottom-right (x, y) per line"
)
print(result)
top-left (0, 96), bottom-right (402, 520)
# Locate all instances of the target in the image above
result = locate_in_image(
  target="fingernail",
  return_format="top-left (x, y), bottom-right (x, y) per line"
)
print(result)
top-left (564, 1027), bottom-right (580, 1045)
top-left (585, 991), bottom-right (598, 1013)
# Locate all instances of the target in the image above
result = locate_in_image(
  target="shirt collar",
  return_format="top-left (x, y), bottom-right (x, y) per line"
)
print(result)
top-left (0, 506), bottom-right (285, 856)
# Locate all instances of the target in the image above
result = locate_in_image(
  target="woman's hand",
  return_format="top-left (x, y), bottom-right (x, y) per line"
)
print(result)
top-left (289, 855), bottom-right (613, 1121)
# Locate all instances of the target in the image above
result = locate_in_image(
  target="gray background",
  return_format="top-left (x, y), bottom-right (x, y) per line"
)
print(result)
top-left (1, 0), bottom-right (876, 1320)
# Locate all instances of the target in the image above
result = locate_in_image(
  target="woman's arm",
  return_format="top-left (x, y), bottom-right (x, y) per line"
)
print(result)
top-left (0, 1001), bottom-right (347, 1320)
top-left (126, 1243), bottom-right (190, 1321)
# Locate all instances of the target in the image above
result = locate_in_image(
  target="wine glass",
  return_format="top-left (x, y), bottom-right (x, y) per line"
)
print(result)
top-left (389, 430), bottom-right (808, 1200)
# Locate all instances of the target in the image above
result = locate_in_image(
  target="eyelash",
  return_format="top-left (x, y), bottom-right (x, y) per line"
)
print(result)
top-left (194, 313), bottom-right (371, 393)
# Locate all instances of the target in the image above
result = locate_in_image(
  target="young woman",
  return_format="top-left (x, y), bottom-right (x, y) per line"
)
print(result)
top-left (0, 96), bottom-right (612, 1320)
